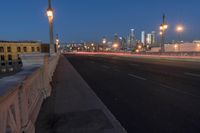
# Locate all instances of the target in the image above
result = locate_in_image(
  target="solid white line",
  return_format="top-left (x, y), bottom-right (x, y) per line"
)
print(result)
top-left (128, 74), bottom-right (147, 81)
top-left (185, 72), bottom-right (200, 78)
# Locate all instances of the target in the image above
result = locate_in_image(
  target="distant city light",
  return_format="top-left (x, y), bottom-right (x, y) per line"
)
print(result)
top-left (138, 45), bottom-right (142, 49)
top-left (113, 44), bottom-right (118, 48)
top-left (56, 39), bottom-right (59, 44)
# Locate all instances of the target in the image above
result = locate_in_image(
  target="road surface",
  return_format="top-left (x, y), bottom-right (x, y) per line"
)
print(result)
top-left (65, 53), bottom-right (200, 133)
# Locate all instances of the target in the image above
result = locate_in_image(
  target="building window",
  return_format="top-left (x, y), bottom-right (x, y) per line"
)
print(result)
top-left (23, 47), bottom-right (27, 52)
top-left (32, 47), bottom-right (35, 52)
top-left (8, 55), bottom-right (12, 65)
top-left (1, 55), bottom-right (5, 66)
top-left (0, 47), bottom-right (4, 53)
top-left (1, 55), bottom-right (5, 61)
top-left (37, 47), bottom-right (40, 52)
top-left (8, 55), bottom-right (12, 60)
top-left (17, 47), bottom-right (21, 52)
top-left (7, 47), bottom-right (11, 52)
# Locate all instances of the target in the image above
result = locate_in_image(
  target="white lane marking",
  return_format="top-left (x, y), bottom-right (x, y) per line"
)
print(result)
top-left (101, 65), bottom-right (110, 69)
top-left (159, 83), bottom-right (200, 98)
top-left (184, 72), bottom-right (200, 78)
top-left (128, 74), bottom-right (147, 81)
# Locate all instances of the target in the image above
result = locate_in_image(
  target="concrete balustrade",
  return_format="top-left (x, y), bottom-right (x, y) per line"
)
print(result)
top-left (0, 54), bottom-right (59, 133)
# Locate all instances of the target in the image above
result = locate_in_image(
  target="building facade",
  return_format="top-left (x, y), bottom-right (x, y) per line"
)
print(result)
top-left (0, 41), bottom-right (42, 62)
top-left (0, 41), bottom-right (48, 74)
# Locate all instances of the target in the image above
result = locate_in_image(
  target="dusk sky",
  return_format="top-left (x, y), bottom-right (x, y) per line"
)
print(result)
top-left (0, 0), bottom-right (200, 43)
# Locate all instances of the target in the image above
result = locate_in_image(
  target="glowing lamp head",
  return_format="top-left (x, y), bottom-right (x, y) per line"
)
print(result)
top-left (160, 24), bottom-right (168, 31)
top-left (163, 24), bottom-right (168, 29)
top-left (56, 39), bottom-right (59, 44)
top-left (176, 25), bottom-right (184, 32)
top-left (47, 9), bottom-right (53, 17)
top-left (197, 44), bottom-right (200, 47)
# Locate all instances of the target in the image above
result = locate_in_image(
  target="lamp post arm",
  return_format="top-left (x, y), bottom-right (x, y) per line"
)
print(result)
top-left (48, 0), bottom-right (51, 8)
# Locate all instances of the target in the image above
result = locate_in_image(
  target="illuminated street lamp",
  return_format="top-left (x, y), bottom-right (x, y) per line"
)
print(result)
top-left (56, 34), bottom-right (60, 52)
top-left (176, 25), bottom-right (184, 43)
top-left (47, 0), bottom-right (55, 56)
top-left (102, 37), bottom-right (107, 51)
top-left (159, 14), bottom-right (168, 53)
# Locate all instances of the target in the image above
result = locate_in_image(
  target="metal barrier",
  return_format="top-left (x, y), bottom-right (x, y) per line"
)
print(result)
top-left (0, 54), bottom-right (59, 133)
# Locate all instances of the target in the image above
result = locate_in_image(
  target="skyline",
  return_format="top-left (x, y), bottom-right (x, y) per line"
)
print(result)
top-left (0, 0), bottom-right (200, 43)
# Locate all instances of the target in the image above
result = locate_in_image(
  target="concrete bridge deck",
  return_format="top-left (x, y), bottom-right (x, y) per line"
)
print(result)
top-left (35, 55), bottom-right (126, 133)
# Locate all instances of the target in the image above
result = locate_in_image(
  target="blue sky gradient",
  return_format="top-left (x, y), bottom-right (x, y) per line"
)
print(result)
top-left (0, 0), bottom-right (200, 43)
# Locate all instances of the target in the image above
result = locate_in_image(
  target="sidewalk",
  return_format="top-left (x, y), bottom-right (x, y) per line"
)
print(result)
top-left (35, 55), bottom-right (126, 133)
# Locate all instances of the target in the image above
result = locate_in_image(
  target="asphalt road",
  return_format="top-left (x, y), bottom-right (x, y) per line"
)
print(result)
top-left (65, 53), bottom-right (200, 133)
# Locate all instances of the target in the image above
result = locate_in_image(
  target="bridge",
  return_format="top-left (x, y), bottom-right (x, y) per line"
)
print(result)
top-left (1, 51), bottom-right (200, 133)
top-left (0, 52), bottom-right (127, 133)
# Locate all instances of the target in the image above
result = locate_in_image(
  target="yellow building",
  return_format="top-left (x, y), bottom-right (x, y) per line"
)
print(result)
top-left (0, 41), bottom-right (51, 74)
top-left (0, 41), bottom-right (42, 62)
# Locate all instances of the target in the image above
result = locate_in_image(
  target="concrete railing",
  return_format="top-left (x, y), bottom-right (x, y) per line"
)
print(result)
top-left (0, 54), bottom-right (60, 133)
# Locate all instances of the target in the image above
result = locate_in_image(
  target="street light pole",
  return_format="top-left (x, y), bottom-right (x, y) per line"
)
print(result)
top-left (160, 14), bottom-right (168, 53)
top-left (176, 25), bottom-right (184, 43)
top-left (47, 0), bottom-right (55, 56)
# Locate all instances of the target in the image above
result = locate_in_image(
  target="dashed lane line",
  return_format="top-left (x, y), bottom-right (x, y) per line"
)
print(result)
top-left (128, 74), bottom-right (147, 81)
